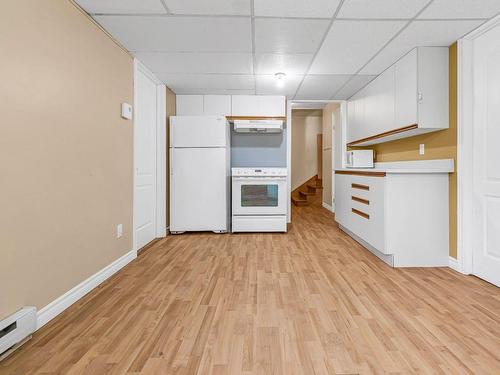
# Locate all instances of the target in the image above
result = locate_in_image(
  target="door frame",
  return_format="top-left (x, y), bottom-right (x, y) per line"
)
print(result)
top-left (286, 99), bottom-right (347, 221)
top-left (456, 14), bottom-right (500, 275)
top-left (133, 59), bottom-right (167, 252)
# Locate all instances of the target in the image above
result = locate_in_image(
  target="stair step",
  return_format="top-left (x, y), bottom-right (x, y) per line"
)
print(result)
top-left (299, 190), bottom-right (315, 198)
top-left (307, 184), bottom-right (323, 190)
top-left (291, 196), bottom-right (308, 206)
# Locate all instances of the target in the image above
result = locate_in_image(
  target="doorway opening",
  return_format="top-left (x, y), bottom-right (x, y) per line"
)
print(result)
top-left (286, 100), bottom-right (346, 217)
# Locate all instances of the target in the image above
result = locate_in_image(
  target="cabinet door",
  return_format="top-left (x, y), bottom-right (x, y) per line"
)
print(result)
top-left (231, 95), bottom-right (285, 117)
top-left (260, 96), bottom-right (286, 117)
top-left (417, 47), bottom-right (449, 129)
top-left (347, 100), bottom-right (356, 143)
top-left (203, 95), bottom-right (231, 116)
top-left (394, 49), bottom-right (418, 128)
top-left (354, 96), bottom-right (365, 140)
top-left (376, 66), bottom-right (395, 135)
top-left (334, 174), bottom-right (351, 229)
top-left (176, 95), bottom-right (204, 115)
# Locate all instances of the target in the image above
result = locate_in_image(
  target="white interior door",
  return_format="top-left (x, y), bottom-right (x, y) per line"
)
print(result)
top-left (471, 23), bottom-right (500, 286)
top-left (134, 67), bottom-right (158, 250)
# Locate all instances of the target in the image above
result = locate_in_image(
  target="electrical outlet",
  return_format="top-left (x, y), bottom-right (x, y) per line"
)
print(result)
top-left (116, 224), bottom-right (123, 238)
top-left (419, 144), bottom-right (425, 155)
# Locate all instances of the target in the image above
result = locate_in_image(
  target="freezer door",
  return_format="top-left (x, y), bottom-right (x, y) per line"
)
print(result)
top-left (170, 147), bottom-right (228, 232)
top-left (170, 116), bottom-right (228, 148)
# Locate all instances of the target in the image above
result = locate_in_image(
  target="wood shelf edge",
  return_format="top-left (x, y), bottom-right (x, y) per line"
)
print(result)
top-left (336, 171), bottom-right (386, 177)
top-left (347, 124), bottom-right (418, 147)
top-left (226, 116), bottom-right (287, 121)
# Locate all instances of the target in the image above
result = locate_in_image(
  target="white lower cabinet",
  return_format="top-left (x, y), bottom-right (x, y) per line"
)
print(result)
top-left (335, 171), bottom-right (449, 267)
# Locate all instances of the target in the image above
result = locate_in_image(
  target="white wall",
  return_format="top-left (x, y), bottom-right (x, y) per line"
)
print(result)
top-left (291, 110), bottom-right (323, 191)
top-left (322, 103), bottom-right (341, 207)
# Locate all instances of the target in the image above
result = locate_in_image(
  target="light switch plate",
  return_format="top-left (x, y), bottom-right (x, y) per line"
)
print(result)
top-left (419, 144), bottom-right (425, 155)
top-left (121, 103), bottom-right (133, 120)
top-left (116, 224), bottom-right (123, 238)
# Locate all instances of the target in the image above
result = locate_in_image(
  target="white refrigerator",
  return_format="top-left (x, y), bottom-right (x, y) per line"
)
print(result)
top-left (170, 116), bottom-right (230, 233)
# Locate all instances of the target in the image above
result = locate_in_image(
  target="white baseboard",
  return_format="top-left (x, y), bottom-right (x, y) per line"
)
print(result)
top-left (322, 202), bottom-right (334, 213)
top-left (37, 249), bottom-right (137, 329)
top-left (448, 256), bottom-right (461, 273)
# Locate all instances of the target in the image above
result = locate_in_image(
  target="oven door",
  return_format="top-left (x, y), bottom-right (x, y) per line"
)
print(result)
top-left (232, 176), bottom-right (287, 215)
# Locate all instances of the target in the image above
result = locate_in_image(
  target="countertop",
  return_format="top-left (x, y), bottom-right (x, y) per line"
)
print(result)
top-left (335, 159), bottom-right (454, 174)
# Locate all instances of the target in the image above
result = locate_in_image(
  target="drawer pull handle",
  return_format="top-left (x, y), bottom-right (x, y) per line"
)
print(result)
top-left (352, 183), bottom-right (369, 191)
top-left (352, 196), bottom-right (369, 205)
top-left (352, 208), bottom-right (370, 219)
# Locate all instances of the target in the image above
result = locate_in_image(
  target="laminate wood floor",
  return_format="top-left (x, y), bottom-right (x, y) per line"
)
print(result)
top-left (1, 196), bottom-right (499, 374)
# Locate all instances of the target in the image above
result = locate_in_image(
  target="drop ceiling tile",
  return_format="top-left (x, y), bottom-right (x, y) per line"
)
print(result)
top-left (172, 88), bottom-right (255, 95)
top-left (133, 52), bottom-right (253, 74)
top-left (255, 18), bottom-right (330, 54)
top-left (418, 0), bottom-right (500, 19)
top-left (166, 0), bottom-right (251, 15)
top-left (254, 54), bottom-right (313, 75)
top-left (75, 0), bottom-right (167, 14)
top-left (255, 74), bottom-right (303, 97)
top-left (332, 75), bottom-right (376, 99)
top-left (94, 15), bottom-right (252, 52)
top-left (295, 74), bottom-right (351, 99)
top-left (360, 19), bottom-right (484, 74)
top-left (309, 20), bottom-right (406, 74)
top-left (157, 73), bottom-right (255, 91)
top-left (338, 0), bottom-right (428, 19)
top-left (254, 0), bottom-right (340, 18)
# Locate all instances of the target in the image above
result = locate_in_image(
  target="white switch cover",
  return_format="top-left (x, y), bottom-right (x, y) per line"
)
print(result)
top-left (116, 224), bottom-right (123, 238)
top-left (419, 144), bottom-right (425, 155)
top-left (121, 103), bottom-right (133, 120)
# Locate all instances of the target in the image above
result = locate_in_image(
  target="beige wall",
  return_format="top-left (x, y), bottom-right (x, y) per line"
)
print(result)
top-left (0, 1), bottom-right (134, 319)
top-left (291, 110), bottom-right (323, 191)
top-left (322, 103), bottom-right (340, 206)
top-left (353, 44), bottom-right (458, 258)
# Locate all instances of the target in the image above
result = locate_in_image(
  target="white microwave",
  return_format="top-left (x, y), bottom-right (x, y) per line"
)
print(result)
top-left (346, 150), bottom-right (374, 168)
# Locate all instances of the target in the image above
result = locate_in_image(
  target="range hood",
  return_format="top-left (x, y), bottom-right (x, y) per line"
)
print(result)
top-left (233, 119), bottom-right (283, 134)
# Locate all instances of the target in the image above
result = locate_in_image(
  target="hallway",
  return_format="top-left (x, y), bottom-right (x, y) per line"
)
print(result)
top-left (1, 197), bottom-right (499, 374)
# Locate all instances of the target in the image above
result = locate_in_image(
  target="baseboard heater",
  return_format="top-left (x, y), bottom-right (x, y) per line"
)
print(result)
top-left (0, 307), bottom-right (37, 360)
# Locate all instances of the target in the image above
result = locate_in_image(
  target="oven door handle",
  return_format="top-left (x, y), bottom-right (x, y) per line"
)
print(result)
top-left (232, 176), bottom-right (287, 181)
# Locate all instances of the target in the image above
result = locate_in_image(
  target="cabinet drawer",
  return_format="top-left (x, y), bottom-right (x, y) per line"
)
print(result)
top-left (335, 173), bottom-right (386, 253)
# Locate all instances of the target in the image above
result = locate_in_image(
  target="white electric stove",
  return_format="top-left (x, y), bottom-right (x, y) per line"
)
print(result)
top-left (231, 168), bottom-right (288, 232)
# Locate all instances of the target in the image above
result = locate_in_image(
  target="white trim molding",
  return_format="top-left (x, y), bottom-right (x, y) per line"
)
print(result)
top-left (456, 14), bottom-right (500, 276)
top-left (448, 256), bottom-right (461, 273)
top-left (322, 202), bottom-right (334, 213)
top-left (286, 100), bottom-right (292, 223)
top-left (156, 84), bottom-right (167, 238)
top-left (37, 249), bottom-right (137, 329)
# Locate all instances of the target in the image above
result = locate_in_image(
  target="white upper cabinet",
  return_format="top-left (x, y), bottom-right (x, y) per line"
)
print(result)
top-left (394, 49), bottom-right (418, 128)
top-left (176, 94), bottom-right (286, 117)
top-left (347, 47), bottom-right (449, 146)
top-left (176, 95), bottom-right (204, 116)
top-left (176, 95), bottom-right (232, 116)
top-left (417, 48), bottom-right (449, 129)
top-left (203, 95), bottom-right (232, 116)
top-left (231, 95), bottom-right (286, 117)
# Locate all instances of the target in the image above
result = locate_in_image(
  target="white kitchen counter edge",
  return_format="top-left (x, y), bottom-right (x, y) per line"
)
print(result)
top-left (336, 158), bottom-right (454, 174)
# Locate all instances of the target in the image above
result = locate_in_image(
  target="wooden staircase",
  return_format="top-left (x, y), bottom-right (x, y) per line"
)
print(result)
top-left (291, 175), bottom-right (323, 206)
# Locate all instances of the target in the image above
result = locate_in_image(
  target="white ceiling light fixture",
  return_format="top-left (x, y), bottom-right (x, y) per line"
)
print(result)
top-left (275, 72), bottom-right (286, 87)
